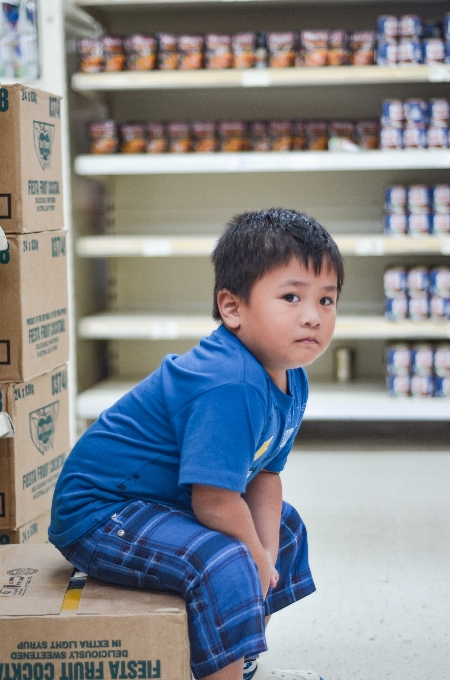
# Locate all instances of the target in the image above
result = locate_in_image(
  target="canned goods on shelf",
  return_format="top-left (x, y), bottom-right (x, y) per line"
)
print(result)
top-left (103, 36), bottom-right (126, 72)
top-left (384, 213), bottom-right (408, 235)
top-left (384, 267), bottom-right (408, 296)
top-left (204, 34), bottom-right (233, 70)
top-left (423, 38), bottom-right (445, 64)
top-left (119, 123), bottom-right (146, 153)
top-left (377, 16), bottom-right (398, 39)
top-left (430, 267), bottom-right (450, 297)
top-left (429, 295), bottom-right (450, 321)
top-left (386, 374), bottom-right (410, 396)
top-left (435, 376), bottom-right (450, 397)
top-left (145, 123), bottom-right (168, 154)
top-left (408, 185), bottom-right (430, 213)
top-left (399, 15), bottom-right (422, 38)
top-left (381, 100), bottom-right (404, 127)
top-left (431, 184), bottom-right (450, 211)
top-left (431, 213), bottom-right (450, 235)
top-left (410, 374), bottom-right (435, 397)
top-left (385, 185), bottom-right (407, 213)
top-left (429, 99), bottom-right (450, 127)
top-left (88, 120), bottom-right (119, 154)
top-left (408, 213), bottom-right (432, 235)
top-left (380, 126), bottom-right (403, 149)
top-left (385, 343), bottom-right (411, 376)
top-left (376, 40), bottom-right (398, 66)
top-left (404, 99), bottom-right (428, 126)
top-left (408, 295), bottom-right (430, 321)
top-left (403, 127), bottom-right (427, 149)
top-left (411, 343), bottom-right (434, 376)
top-left (398, 39), bottom-right (423, 64)
top-left (427, 126), bottom-right (449, 149)
top-left (77, 38), bottom-right (103, 73)
top-left (385, 294), bottom-right (409, 320)
top-left (407, 267), bottom-right (430, 296)
top-left (435, 344), bottom-right (450, 376)
top-left (124, 35), bottom-right (157, 71)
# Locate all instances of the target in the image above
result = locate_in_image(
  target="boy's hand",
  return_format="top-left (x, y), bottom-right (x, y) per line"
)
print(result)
top-left (268, 559), bottom-right (279, 589)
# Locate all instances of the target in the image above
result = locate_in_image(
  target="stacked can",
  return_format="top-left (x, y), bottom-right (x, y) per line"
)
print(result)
top-left (385, 342), bottom-right (450, 396)
top-left (380, 98), bottom-right (450, 149)
top-left (376, 13), bottom-right (447, 66)
top-left (384, 184), bottom-right (450, 235)
top-left (384, 265), bottom-right (450, 321)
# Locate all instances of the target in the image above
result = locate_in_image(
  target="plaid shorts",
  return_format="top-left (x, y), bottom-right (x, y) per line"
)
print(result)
top-left (58, 499), bottom-right (315, 679)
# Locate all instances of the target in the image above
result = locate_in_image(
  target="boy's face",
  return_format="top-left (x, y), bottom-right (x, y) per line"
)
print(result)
top-left (218, 257), bottom-right (338, 391)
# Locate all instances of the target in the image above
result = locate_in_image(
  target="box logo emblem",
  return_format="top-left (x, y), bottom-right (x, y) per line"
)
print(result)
top-left (7, 568), bottom-right (38, 575)
top-left (33, 120), bottom-right (55, 170)
top-left (29, 400), bottom-right (59, 455)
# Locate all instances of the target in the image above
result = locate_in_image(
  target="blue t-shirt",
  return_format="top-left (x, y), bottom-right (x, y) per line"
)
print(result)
top-left (49, 325), bottom-right (308, 547)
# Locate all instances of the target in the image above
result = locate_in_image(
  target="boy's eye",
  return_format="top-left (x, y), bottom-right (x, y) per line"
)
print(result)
top-left (283, 294), bottom-right (300, 303)
top-left (320, 296), bottom-right (335, 306)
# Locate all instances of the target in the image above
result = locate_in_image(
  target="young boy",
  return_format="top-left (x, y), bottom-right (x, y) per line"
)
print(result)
top-left (49, 208), bottom-right (344, 680)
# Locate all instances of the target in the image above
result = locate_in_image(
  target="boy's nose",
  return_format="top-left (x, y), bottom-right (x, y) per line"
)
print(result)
top-left (300, 305), bottom-right (321, 327)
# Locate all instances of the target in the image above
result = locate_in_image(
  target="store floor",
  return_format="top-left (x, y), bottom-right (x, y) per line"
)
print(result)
top-left (261, 426), bottom-right (450, 680)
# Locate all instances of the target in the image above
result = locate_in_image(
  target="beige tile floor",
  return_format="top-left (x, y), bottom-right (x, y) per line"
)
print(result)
top-left (261, 425), bottom-right (450, 680)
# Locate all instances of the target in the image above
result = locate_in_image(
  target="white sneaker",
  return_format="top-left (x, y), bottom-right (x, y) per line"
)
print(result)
top-left (252, 664), bottom-right (324, 680)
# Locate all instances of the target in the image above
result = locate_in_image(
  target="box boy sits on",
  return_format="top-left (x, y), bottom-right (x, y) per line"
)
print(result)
top-left (49, 208), bottom-right (344, 680)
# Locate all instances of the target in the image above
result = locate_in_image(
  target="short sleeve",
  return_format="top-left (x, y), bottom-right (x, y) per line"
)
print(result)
top-left (173, 383), bottom-right (266, 493)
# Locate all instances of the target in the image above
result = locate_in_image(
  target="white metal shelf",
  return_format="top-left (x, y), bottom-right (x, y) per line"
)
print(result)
top-left (71, 65), bottom-right (450, 93)
top-left (74, 150), bottom-right (450, 176)
top-left (76, 379), bottom-right (450, 422)
top-left (76, 234), bottom-right (450, 258)
top-left (74, 0), bottom-right (437, 6)
top-left (78, 313), bottom-right (450, 340)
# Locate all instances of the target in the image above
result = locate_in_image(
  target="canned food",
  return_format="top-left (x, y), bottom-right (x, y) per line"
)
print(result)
top-left (269, 120), bottom-right (292, 151)
top-left (435, 376), bottom-right (450, 397)
top-left (384, 213), bottom-right (408, 235)
top-left (410, 374), bottom-right (435, 397)
top-left (384, 267), bottom-right (408, 296)
top-left (404, 99), bottom-right (428, 126)
top-left (167, 122), bottom-right (191, 153)
top-left (250, 121), bottom-right (270, 152)
top-left (328, 121), bottom-right (355, 143)
top-left (431, 184), bottom-right (450, 211)
top-left (267, 32), bottom-right (296, 68)
top-left (145, 123), bottom-right (168, 154)
top-left (178, 35), bottom-right (204, 70)
top-left (218, 121), bottom-right (249, 152)
top-left (431, 212), bottom-right (450, 235)
top-left (429, 295), bottom-right (450, 320)
top-left (386, 374), bottom-right (410, 396)
top-left (427, 126), bottom-right (449, 149)
top-left (408, 185), bottom-right (430, 213)
top-left (77, 38), bottom-right (103, 73)
top-left (385, 185), bottom-right (407, 213)
top-left (430, 267), bottom-right (450, 297)
top-left (428, 99), bottom-right (450, 126)
top-left (191, 121), bottom-right (217, 153)
top-left (350, 31), bottom-right (376, 65)
top-left (89, 120), bottom-right (119, 154)
top-left (385, 343), bottom-right (411, 376)
top-left (304, 121), bottom-right (329, 151)
top-left (381, 99), bottom-right (404, 127)
top-left (434, 344), bottom-right (450, 376)
top-left (354, 120), bottom-right (379, 150)
top-left (124, 35), bottom-right (157, 71)
top-left (423, 39), bottom-right (445, 64)
top-left (297, 30), bottom-right (329, 67)
top-left (408, 213), bottom-right (432, 235)
top-left (385, 295), bottom-right (409, 320)
top-left (380, 126), bottom-right (403, 149)
top-left (376, 39), bottom-right (398, 66)
top-left (232, 33), bottom-right (256, 69)
top-left (157, 33), bottom-right (178, 70)
top-left (411, 343), bottom-right (434, 376)
top-left (399, 15), bottom-right (422, 38)
top-left (397, 39), bottom-right (423, 65)
top-left (407, 267), bottom-right (430, 296)
top-left (291, 121), bottom-right (307, 151)
top-left (403, 127), bottom-right (427, 149)
top-left (102, 36), bottom-right (126, 72)
top-left (119, 123), bottom-right (146, 153)
top-left (377, 16), bottom-right (398, 39)
top-left (204, 34), bottom-right (233, 70)
top-left (327, 30), bottom-right (351, 66)
top-left (334, 347), bottom-right (354, 383)
top-left (408, 295), bottom-right (430, 321)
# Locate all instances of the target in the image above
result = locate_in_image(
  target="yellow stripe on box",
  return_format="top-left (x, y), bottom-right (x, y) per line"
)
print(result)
top-left (61, 588), bottom-right (84, 610)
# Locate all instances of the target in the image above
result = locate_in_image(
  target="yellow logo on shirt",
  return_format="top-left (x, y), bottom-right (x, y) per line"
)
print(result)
top-left (253, 437), bottom-right (273, 461)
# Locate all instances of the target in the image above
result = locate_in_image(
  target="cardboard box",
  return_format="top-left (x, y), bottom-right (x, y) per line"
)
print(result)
top-left (0, 84), bottom-right (63, 234)
top-left (0, 544), bottom-right (190, 680)
top-left (0, 509), bottom-right (50, 546)
top-left (0, 366), bottom-right (70, 529)
top-left (0, 229), bottom-right (69, 382)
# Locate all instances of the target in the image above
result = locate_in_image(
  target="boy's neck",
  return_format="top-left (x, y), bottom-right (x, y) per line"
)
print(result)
top-left (265, 368), bottom-right (288, 394)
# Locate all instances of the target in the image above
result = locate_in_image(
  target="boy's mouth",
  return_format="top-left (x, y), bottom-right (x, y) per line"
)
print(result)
top-left (297, 337), bottom-right (318, 344)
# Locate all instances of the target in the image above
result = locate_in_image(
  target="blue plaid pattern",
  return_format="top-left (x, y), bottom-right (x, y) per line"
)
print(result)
top-left (58, 500), bottom-right (315, 679)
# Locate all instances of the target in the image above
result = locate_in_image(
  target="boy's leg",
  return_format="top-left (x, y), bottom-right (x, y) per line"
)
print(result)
top-left (57, 500), bottom-right (267, 680)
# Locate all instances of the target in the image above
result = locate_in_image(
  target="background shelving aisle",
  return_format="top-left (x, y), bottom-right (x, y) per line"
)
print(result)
top-left (71, 0), bottom-right (450, 430)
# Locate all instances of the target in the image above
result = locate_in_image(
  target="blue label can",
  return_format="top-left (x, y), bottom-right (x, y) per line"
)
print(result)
top-left (386, 375), bottom-right (410, 396)
top-left (384, 213), bottom-right (408, 234)
top-left (385, 294), bottom-right (409, 320)
top-left (423, 38), bottom-right (445, 63)
top-left (377, 15), bottom-right (398, 38)
top-left (429, 99), bottom-right (450, 126)
top-left (407, 267), bottom-right (430, 296)
top-left (427, 126), bottom-right (449, 149)
top-left (408, 185), bottom-right (431, 213)
top-left (385, 343), bottom-right (412, 376)
top-left (408, 213), bottom-right (432, 235)
top-left (408, 295), bottom-right (430, 321)
top-left (404, 127), bottom-right (427, 148)
top-left (411, 343), bottom-right (434, 376)
top-left (376, 40), bottom-right (398, 65)
top-left (430, 295), bottom-right (450, 320)
top-left (380, 126), bottom-right (403, 149)
top-left (404, 99), bottom-right (428, 126)
top-left (445, 13), bottom-right (450, 40)
top-left (434, 344), bottom-right (450, 377)
top-left (399, 15), bottom-right (422, 38)
top-left (430, 267), bottom-right (450, 297)
top-left (410, 374), bottom-right (435, 397)
top-left (381, 99), bottom-right (404, 127)
top-left (435, 376), bottom-right (450, 397)
top-left (385, 185), bottom-right (407, 213)
top-left (431, 184), bottom-right (450, 210)
top-left (398, 38), bottom-right (423, 64)
top-left (431, 212), bottom-right (450, 235)
top-left (384, 267), bottom-right (408, 296)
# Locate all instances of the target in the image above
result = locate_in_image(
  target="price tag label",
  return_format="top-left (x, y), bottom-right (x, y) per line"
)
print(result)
top-left (241, 71), bottom-right (272, 87)
top-left (428, 65), bottom-right (450, 82)
top-left (142, 239), bottom-right (173, 256)
top-left (441, 238), bottom-right (450, 255)
top-left (355, 238), bottom-right (385, 256)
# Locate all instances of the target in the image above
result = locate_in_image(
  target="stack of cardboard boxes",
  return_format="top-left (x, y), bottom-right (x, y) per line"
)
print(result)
top-left (0, 84), bottom-right (69, 546)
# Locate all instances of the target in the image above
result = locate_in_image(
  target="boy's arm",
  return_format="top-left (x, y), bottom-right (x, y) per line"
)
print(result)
top-left (192, 484), bottom-right (273, 596)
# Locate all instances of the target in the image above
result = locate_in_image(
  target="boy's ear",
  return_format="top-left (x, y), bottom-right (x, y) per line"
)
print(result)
top-left (216, 289), bottom-right (242, 330)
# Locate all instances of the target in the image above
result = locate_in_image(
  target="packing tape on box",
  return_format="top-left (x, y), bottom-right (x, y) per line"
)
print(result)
top-left (0, 226), bottom-right (7, 252)
top-left (0, 412), bottom-right (15, 438)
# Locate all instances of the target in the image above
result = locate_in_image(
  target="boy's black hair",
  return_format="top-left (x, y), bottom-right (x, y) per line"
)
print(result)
top-left (211, 207), bottom-right (344, 321)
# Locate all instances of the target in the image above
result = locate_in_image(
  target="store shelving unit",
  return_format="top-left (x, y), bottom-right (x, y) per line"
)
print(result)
top-left (71, 0), bottom-right (450, 427)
